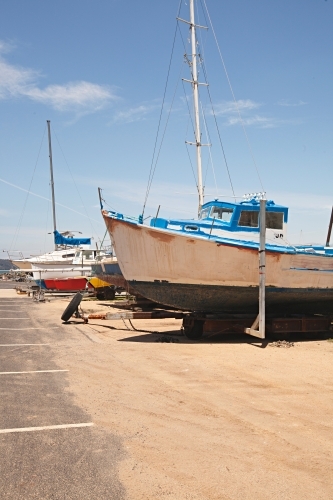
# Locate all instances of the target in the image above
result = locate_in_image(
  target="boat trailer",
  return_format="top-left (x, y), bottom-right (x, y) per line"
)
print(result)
top-left (61, 293), bottom-right (332, 340)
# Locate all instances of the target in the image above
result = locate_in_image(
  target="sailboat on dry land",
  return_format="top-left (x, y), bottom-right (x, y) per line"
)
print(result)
top-left (11, 121), bottom-right (107, 282)
top-left (102, 0), bottom-right (333, 318)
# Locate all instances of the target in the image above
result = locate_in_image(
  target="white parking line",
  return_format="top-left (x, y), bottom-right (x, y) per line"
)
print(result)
top-left (0, 370), bottom-right (68, 375)
top-left (0, 327), bottom-right (59, 330)
top-left (0, 423), bottom-right (94, 434)
top-left (0, 344), bottom-right (50, 346)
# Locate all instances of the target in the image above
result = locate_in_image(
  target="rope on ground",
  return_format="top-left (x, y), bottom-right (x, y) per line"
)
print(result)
top-left (121, 318), bottom-right (159, 334)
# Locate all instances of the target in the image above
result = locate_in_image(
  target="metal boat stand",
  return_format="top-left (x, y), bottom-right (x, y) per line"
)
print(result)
top-left (245, 198), bottom-right (266, 339)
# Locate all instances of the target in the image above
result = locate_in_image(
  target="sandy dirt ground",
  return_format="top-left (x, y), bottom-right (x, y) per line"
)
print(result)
top-left (7, 289), bottom-right (333, 499)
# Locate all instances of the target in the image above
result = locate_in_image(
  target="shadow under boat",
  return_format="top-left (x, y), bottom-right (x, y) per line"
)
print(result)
top-left (91, 257), bottom-right (165, 307)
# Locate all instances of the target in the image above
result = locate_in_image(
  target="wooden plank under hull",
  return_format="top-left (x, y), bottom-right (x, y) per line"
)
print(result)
top-left (127, 281), bottom-right (333, 315)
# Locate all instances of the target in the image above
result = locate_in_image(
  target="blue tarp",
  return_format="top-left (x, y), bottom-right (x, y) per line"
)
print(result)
top-left (53, 230), bottom-right (91, 246)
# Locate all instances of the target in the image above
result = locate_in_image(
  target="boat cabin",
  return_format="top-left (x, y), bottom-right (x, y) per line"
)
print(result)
top-left (72, 249), bottom-right (106, 265)
top-left (151, 198), bottom-right (289, 244)
top-left (200, 199), bottom-right (288, 231)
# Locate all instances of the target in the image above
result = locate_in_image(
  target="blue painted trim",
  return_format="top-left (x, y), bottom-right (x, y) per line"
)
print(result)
top-left (34, 279), bottom-right (47, 289)
top-left (149, 200), bottom-right (288, 234)
top-left (104, 200), bottom-right (332, 258)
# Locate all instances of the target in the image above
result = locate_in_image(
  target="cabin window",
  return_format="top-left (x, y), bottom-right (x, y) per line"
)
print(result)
top-left (62, 253), bottom-right (75, 258)
top-left (266, 212), bottom-right (283, 230)
top-left (200, 208), bottom-right (210, 219)
top-left (238, 211), bottom-right (259, 227)
top-left (210, 206), bottom-right (233, 222)
top-left (83, 251), bottom-right (94, 260)
top-left (238, 210), bottom-right (284, 229)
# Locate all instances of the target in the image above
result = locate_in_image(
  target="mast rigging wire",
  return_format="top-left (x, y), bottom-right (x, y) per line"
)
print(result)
top-left (9, 125), bottom-right (47, 251)
top-left (0, 178), bottom-right (103, 225)
top-left (200, 101), bottom-right (218, 196)
top-left (43, 184), bottom-right (52, 254)
top-left (184, 115), bottom-right (199, 191)
top-left (53, 128), bottom-right (101, 246)
top-left (142, 0), bottom-right (183, 217)
top-left (200, 59), bottom-right (236, 198)
top-left (176, 0), bottom-right (236, 199)
top-left (143, 58), bottom-right (184, 217)
top-left (201, 0), bottom-right (265, 192)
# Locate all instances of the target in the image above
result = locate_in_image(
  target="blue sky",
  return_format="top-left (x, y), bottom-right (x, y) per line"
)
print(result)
top-left (0, 0), bottom-right (332, 256)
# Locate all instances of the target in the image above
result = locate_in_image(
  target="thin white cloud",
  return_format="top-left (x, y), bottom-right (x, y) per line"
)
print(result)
top-left (0, 40), bottom-right (14, 55)
top-left (227, 115), bottom-right (276, 129)
top-left (112, 103), bottom-right (159, 124)
top-left (214, 99), bottom-right (261, 115)
top-left (211, 99), bottom-right (278, 128)
top-left (268, 190), bottom-right (333, 213)
top-left (0, 59), bottom-right (37, 99)
top-left (0, 40), bottom-right (117, 113)
top-left (212, 99), bottom-right (303, 129)
top-left (23, 81), bottom-right (113, 112)
top-left (277, 99), bottom-right (307, 107)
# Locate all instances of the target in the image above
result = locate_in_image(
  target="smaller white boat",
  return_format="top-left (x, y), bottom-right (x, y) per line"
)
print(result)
top-left (11, 243), bottom-right (82, 271)
top-left (31, 248), bottom-right (107, 280)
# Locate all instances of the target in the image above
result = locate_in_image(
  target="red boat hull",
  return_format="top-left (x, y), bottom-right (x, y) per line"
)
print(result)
top-left (44, 277), bottom-right (92, 291)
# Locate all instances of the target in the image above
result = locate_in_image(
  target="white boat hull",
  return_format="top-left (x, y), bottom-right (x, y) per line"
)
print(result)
top-left (31, 264), bottom-right (92, 280)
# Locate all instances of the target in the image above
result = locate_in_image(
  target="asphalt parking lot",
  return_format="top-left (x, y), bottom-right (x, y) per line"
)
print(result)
top-left (0, 282), bottom-right (125, 499)
top-left (2, 281), bottom-right (333, 499)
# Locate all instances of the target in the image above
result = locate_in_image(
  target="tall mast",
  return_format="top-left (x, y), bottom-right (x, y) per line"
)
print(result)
top-left (189, 0), bottom-right (204, 213)
top-left (179, 0), bottom-right (207, 214)
top-left (47, 120), bottom-right (57, 250)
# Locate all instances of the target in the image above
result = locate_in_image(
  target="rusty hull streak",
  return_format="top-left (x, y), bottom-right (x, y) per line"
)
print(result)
top-left (217, 241), bottom-right (257, 254)
top-left (217, 240), bottom-right (283, 262)
top-left (268, 252), bottom-right (282, 263)
top-left (115, 218), bottom-right (141, 232)
top-left (147, 228), bottom-right (176, 243)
